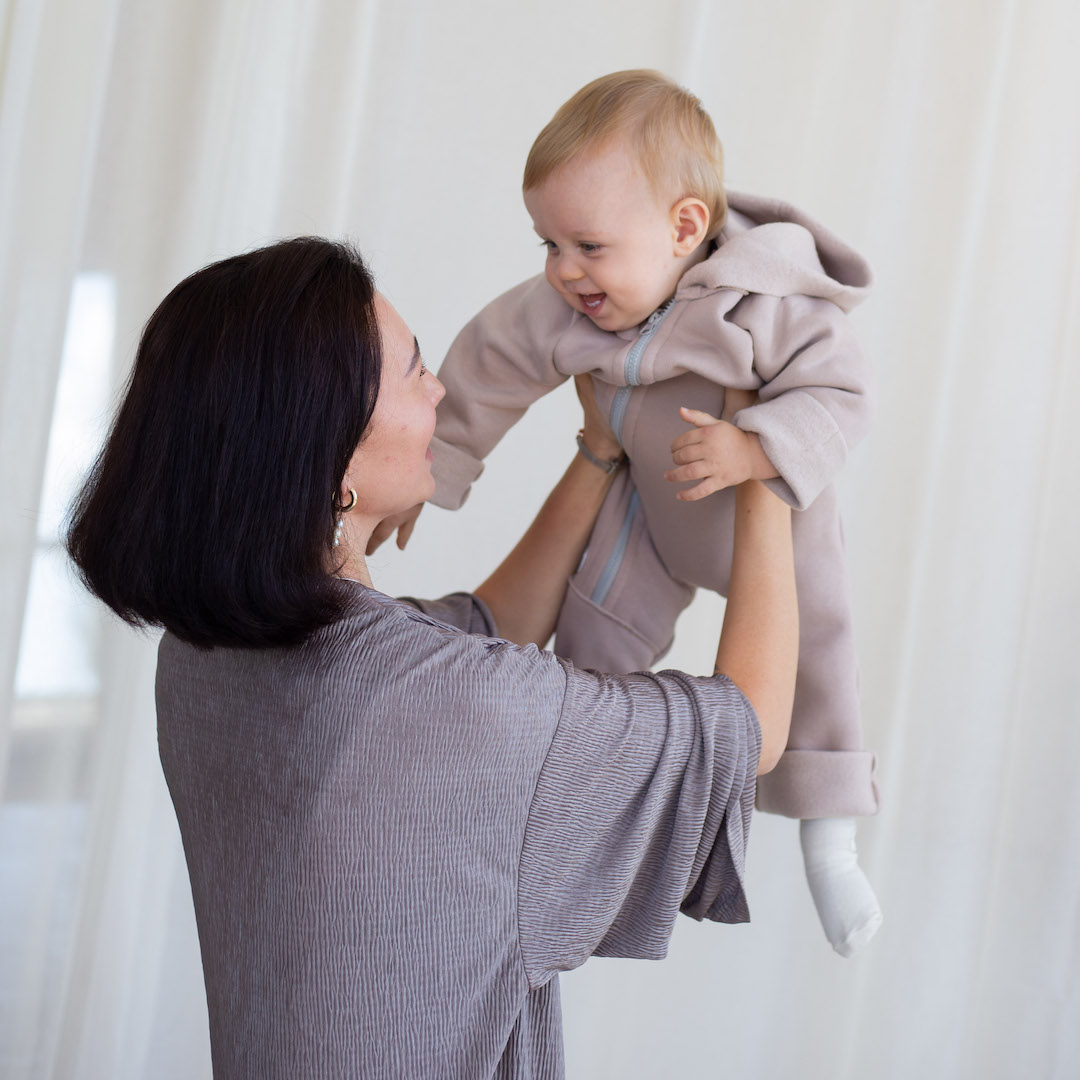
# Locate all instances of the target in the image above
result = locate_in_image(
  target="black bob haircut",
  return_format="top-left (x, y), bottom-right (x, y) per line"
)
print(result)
top-left (66, 237), bottom-right (381, 649)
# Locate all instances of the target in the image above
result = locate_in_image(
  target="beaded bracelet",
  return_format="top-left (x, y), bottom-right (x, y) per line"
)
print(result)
top-left (575, 430), bottom-right (626, 474)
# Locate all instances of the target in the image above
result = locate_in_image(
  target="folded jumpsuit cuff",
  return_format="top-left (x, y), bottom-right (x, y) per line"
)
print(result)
top-left (735, 394), bottom-right (847, 511)
top-left (429, 436), bottom-right (484, 511)
top-left (755, 749), bottom-right (880, 818)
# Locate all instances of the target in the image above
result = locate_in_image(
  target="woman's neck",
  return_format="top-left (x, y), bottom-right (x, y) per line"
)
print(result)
top-left (336, 545), bottom-right (373, 587)
top-left (332, 515), bottom-right (376, 587)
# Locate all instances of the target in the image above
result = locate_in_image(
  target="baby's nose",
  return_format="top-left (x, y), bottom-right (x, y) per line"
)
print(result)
top-left (558, 258), bottom-right (585, 283)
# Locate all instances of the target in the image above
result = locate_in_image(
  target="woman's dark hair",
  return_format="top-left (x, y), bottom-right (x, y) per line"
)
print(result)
top-left (66, 237), bottom-right (381, 649)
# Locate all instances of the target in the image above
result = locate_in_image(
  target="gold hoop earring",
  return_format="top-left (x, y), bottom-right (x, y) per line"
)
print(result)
top-left (333, 488), bottom-right (358, 547)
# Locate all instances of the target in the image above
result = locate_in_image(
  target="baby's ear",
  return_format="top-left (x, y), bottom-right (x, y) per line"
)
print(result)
top-left (672, 198), bottom-right (710, 255)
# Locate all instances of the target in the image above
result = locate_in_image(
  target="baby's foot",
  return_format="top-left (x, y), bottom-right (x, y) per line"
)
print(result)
top-left (799, 817), bottom-right (883, 958)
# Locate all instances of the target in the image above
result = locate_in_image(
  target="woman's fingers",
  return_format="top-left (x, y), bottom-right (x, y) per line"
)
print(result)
top-left (575, 373), bottom-right (621, 459)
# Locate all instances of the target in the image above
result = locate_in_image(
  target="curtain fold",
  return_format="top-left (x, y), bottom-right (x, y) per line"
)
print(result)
top-left (2, 1), bottom-right (1077, 1077)
top-left (0, 0), bottom-right (120, 782)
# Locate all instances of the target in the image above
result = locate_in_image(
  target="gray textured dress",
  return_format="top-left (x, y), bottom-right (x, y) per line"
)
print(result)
top-left (156, 584), bottom-right (760, 1079)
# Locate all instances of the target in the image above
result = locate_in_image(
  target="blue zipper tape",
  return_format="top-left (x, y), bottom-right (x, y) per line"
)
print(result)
top-left (591, 490), bottom-right (641, 606)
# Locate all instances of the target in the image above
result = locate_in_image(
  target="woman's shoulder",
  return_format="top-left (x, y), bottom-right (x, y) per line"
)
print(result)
top-left (157, 582), bottom-right (565, 713)
top-left (384, 589), bottom-right (497, 637)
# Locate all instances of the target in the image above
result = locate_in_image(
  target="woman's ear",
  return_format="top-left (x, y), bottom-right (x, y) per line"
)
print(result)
top-left (671, 197), bottom-right (710, 255)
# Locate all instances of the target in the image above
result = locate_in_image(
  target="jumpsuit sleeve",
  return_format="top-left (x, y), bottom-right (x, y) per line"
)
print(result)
top-left (430, 274), bottom-right (577, 510)
top-left (517, 662), bottom-right (762, 989)
top-left (727, 293), bottom-right (874, 510)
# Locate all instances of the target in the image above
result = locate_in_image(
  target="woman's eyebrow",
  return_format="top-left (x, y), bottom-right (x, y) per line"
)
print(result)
top-left (406, 337), bottom-right (421, 373)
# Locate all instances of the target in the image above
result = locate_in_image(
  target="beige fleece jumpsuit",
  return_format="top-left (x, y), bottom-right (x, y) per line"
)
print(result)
top-left (430, 191), bottom-right (879, 819)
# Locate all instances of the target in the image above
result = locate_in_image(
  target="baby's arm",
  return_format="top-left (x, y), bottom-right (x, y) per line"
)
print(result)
top-left (665, 390), bottom-right (769, 502)
top-left (368, 276), bottom-right (574, 554)
top-left (729, 294), bottom-right (873, 510)
top-left (431, 275), bottom-right (575, 511)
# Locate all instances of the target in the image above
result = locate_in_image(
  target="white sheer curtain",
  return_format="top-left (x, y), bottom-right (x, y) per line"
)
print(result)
top-left (1, 0), bottom-right (1077, 1076)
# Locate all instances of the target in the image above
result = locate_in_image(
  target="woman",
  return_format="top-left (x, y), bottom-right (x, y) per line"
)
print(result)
top-left (66, 237), bottom-right (797, 1079)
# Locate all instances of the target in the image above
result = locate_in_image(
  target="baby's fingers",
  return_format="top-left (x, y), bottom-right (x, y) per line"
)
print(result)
top-left (665, 460), bottom-right (713, 484)
top-left (396, 515), bottom-right (417, 550)
top-left (670, 443), bottom-right (707, 466)
top-left (676, 477), bottom-right (724, 502)
top-left (366, 521), bottom-right (393, 555)
top-left (679, 405), bottom-right (721, 428)
top-left (670, 428), bottom-right (702, 454)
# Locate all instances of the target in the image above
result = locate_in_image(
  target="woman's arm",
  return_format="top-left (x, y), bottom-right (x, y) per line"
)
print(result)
top-left (695, 385), bottom-right (797, 776)
top-left (474, 376), bottom-right (623, 649)
top-left (480, 378), bottom-right (797, 775)
top-left (713, 478), bottom-right (798, 775)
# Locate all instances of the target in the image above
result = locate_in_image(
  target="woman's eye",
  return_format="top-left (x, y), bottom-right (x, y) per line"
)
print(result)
top-left (419, 362), bottom-right (428, 377)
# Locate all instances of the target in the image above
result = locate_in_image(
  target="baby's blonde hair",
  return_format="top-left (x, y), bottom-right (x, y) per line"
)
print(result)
top-left (523, 69), bottom-right (727, 239)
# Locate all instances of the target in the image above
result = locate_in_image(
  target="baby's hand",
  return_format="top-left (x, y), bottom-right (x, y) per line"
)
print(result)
top-left (367, 502), bottom-right (423, 554)
top-left (666, 408), bottom-right (758, 501)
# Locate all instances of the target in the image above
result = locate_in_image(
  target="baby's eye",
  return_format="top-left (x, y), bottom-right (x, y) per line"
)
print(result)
top-left (539, 239), bottom-right (558, 255)
top-left (579, 243), bottom-right (602, 255)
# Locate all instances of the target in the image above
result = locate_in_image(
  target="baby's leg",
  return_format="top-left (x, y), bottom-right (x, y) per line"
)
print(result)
top-left (757, 490), bottom-right (882, 956)
top-left (554, 469), bottom-right (694, 672)
top-left (755, 488), bottom-right (878, 818)
top-left (800, 817), bottom-right (883, 957)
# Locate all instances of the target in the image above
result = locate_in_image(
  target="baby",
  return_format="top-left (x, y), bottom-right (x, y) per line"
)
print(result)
top-left (424, 70), bottom-right (882, 955)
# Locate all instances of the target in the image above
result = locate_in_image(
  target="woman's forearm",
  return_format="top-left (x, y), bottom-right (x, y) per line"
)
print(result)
top-left (713, 480), bottom-right (798, 775)
top-left (474, 452), bottom-right (619, 648)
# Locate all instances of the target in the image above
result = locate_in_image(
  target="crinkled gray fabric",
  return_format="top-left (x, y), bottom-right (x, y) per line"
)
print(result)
top-left (156, 584), bottom-right (760, 1079)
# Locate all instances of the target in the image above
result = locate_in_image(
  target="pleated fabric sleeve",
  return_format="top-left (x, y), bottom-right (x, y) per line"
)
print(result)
top-left (400, 590), bottom-right (498, 635)
top-left (518, 665), bottom-right (761, 988)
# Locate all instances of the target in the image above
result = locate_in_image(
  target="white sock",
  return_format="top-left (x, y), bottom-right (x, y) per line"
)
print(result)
top-left (799, 817), bottom-right (883, 958)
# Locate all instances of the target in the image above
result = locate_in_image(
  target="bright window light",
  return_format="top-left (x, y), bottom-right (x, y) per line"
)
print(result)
top-left (15, 273), bottom-right (116, 700)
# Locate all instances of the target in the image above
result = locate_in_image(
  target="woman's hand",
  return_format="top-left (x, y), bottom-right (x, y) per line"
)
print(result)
top-left (574, 374), bottom-right (623, 462)
top-left (720, 386), bottom-right (758, 423)
top-left (473, 376), bottom-right (624, 648)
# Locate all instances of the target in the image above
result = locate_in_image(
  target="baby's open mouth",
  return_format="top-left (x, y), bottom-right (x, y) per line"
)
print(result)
top-left (580, 293), bottom-right (605, 312)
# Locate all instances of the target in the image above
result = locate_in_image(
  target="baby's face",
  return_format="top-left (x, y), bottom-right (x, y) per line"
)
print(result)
top-left (524, 142), bottom-right (689, 332)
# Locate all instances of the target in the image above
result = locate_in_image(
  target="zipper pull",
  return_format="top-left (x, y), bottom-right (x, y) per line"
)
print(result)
top-left (639, 297), bottom-right (675, 334)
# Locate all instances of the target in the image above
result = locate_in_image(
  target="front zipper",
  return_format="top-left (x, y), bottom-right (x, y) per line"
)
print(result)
top-left (591, 300), bottom-right (676, 607)
top-left (608, 298), bottom-right (676, 444)
top-left (591, 490), bottom-right (641, 605)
